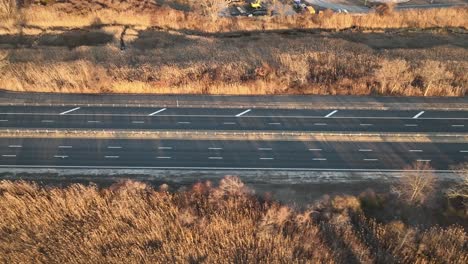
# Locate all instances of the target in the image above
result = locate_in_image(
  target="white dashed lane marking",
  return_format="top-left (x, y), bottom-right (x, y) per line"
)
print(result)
top-left (54, 155), bottom-right (68, 159)
top-left (107, 146), bottom-right (122, 149)
top-left (208, 157), bottom-right (223, 160)
top-left (156, 156), bottom-right (172, 159)
top-left (208, 147), bottom-right (223, 150)
top-left (268, 123), bottom-right (281, 125)
top-left (258, 148), bottom-right (272, 151)
top-left (158, 147), bottom-right (173, 150)
top-left (360, 123), bottom-right (373, 126)
top-left (8, 145), bottom-right (22, 148)
top-left (60, 107), bottom-right (81, 115)
top-left (325, 110), bottom-right (338, 118)
top-left (364, 159), bottom-right (378, 161)
top-left (314, 123), bottom-right (327, 126)
top-left (409, 149), bottom-right (423, 152)
top-left (313, 158), bottom-right (327, 161)
top-left (309, 149), bottom-right (322, 151)
top-left (223, 122), bottom-right (236, 125)
top-left (41, 120), bottom-right (54, 123)
top-left (87, 120), bottom-right (100, 123)
top-left (405, 124), bottom-right (418, 127)
top-left (417, 159), bottom-right (431, 162)
top-left (412, 111), bottom-right (425, 119)
top-left (2, 155), bottom-right (16, 157)
top-left (177, 122), bottom-right (191, 124)
top-left (105, 156), bottom-right (119, 159)
top-left (452, 125), bottom-right (465, 127)
top-left (259, 157), bottom-right (274, 160)
top-left (235, 109), bottom-right (251, 117)
top-left (132, 121), bottom-right (145, 124)
top-left (58, 146), bottom-right (72, 149)
top-left (148, 108), bottom-right (167, 116)
top-left (359, 149), bottom-right (373, 152)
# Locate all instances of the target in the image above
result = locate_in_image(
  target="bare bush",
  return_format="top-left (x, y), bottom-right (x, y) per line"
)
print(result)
top-left (392, 162), bottom-right (438, 205)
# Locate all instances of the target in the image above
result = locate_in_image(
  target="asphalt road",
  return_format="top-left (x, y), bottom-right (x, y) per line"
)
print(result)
top-left (0, 106), bottom-right (467, 133)
top-left (0, 138), bottom-right (466, 171)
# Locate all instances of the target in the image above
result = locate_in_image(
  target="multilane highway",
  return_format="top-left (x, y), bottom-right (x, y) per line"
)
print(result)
top-left (0, 138), bottom-right (466, 171)
top-left (0, 106), bottom-right (466, 133)
top-left (0, 94), bottom-right (466, 172)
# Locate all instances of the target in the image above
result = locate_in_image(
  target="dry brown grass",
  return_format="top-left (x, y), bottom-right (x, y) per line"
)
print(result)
top-left (0, 29), bottom-right (466, 95)
top-left (0, 177), bottom-right (467, 263)
top-left (0, 1), bottom-right (466, 95)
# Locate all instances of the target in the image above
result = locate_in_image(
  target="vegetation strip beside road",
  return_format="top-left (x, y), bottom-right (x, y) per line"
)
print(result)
top-left (0, 128), bottom-right (466, 143)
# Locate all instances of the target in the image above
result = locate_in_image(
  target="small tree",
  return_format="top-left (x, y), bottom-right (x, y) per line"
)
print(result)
top-left (392, 162), bottom-right (437, 205)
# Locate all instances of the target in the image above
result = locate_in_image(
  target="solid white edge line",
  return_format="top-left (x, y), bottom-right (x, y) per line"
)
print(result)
top-left (235, 109), bottom-right (251, 117)
top-left (0, 165), bottom-right (458, 172)
top-left (325, 110), bottom-right (338, 118)
top-left (148, 108), bottom-right (167, 116)
top-left (413, 111), bottom-right (425, 119)
top-left (60, 107), bottom-right (81, 115)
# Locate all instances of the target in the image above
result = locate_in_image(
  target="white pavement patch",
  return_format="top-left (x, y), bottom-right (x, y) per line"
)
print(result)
top-left (148, 108), bottom-right (167, 116)
top-left (60, 107), bottom-right (81, 115)
top-left (413, 111), bottom-right (425, 119)
top-left (325, 110), bottom-right (338, 118)
top-left (235, 109), bottom-right (251, 117)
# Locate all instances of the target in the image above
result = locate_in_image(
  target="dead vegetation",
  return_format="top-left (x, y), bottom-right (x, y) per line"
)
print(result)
top-left (0, 174), bottom-right (467, 263)
top-left (0, 1), bottom-right (466, 95)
